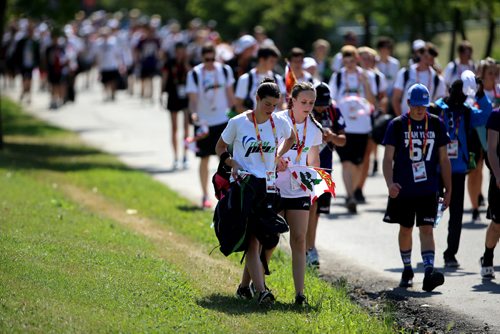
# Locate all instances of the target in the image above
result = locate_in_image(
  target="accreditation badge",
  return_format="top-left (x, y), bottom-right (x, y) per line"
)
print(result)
top-left (447, 140), bottom-right (459, 159)
top-left (176, 84), bottom-right (187, 98)
top-left (266, 170), bottom-right (277, 193)
top-left (412, 161), bottom-right (428, 183)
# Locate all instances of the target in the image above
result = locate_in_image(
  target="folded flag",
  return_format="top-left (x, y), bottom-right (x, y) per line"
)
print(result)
top-left (289, 166), bottom-right (336, 203)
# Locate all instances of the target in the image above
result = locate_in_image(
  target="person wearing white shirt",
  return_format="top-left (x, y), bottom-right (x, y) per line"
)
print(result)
top-left (288, 48), bottom-right (314, 85)
top-left (234, 46), bottom-right (286, 113)
top-left (328, 46), bottom-right (377, 214)
top-left (215, 78), bottom-right (294, 304)
top-left (275, 82), bottom-right (323, 305)
top-left (186, 43), bottom-right (235, 209)
top-left (376, 37), bottom-right (400, 100)
top-left (392, 44), bottom-right (446, 116)
top-left (443, 41), bottom-right (476, 90)
top-left (95, 28), bottom-right (122, 101)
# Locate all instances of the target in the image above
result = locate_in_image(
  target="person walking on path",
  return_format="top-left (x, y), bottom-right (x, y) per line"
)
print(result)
top-left (428, 78), bottom-right (492, 268)
top-left (215, 78), bottom-right (294, 304)
top-left (162, 42), bottom-right (192, 170)
top-left (274, 82), bottom-right (323, 305)
top-left (186, 43), bottom-right (235, 209)
top-left (382, 83), bottom-right (451, 292)
top-left (480, 109), bottom-right (500, 279)
top-left (306, 83), bottom-right (346, 267)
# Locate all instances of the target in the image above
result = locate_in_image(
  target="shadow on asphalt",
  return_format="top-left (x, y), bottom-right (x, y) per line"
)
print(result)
top-left (471, 278), bottom-right (500, 294)
top-left (197, 294), bottom-right (318, 314)
top-left (385, 262), bottom-right (476, 278)
top-left (391, 287), bottom-right (444, 298)
top-left (462, 221), bottom-right (488, 230)
top-left (136, 167), bottom-right (178, 174)
top-left (177, 205), bottom-right (204, 212)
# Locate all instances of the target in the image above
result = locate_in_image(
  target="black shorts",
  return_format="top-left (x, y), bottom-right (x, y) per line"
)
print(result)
top-left (487, 175), bottom-right (500, 223)
top-left (167, 94), bottom-right (188, 112)
top-left (278, 196), bottom-right (311, 212)
top-left (315, 193), bottom-right (332, 214)
top-left (195, 122), bottom-right (227, 157)
top-left (140, 66), bottom-right (156, 79)
top-left (100, 70), bottom-right (119, 84)
top-left (383, 194), bottom-right (438, 228)
top-left (48, 71), bottom-right (63, 85)
top-left (336, 133), bottom-right (368, 165)
top-left (21, 67), bottom-right (34, 79)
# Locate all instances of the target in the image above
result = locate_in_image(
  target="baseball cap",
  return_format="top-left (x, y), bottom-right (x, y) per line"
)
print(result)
top-left (234, 35), bottom-right (257, 55)
top-left (303, 57), bottom-right (318, 70)
top-left (407, 83), bottom-right (430, 107)
top-left (412, 39), bottom-right (425, 51)
top-left (315, 82), bottom-right (331, 107)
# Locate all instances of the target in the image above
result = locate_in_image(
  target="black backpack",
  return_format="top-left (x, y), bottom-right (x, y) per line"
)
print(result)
top-left (402, 68), bottom-right (441, 100)
top-left (191, 65), bottom-right (229, 86)
top-left (242, 71), bottom-right (280, 109)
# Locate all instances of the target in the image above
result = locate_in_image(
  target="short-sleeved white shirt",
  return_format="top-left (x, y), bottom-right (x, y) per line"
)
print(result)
top-left (95, 37), bottom-right (121, 71)
top-left (328, 67), bottom-right (378, 102)
top-left (376, 56), bottom-right (400, 95)
top-left (186, 62), bottom-right (235, 126)
top-left (393, 64), bottom-right (446, 114)
top-left (443, 60), bottom-right (476, 88)
top-left (275, 110), bottom-right (323, 198)
top-left (221, 111), bottom-right (292, 178)
top-left (234, 69), bottom-right (286, 108)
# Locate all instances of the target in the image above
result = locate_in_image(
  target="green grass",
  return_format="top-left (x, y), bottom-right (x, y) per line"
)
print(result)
top-left (0, 97), bottom-right (397, 333)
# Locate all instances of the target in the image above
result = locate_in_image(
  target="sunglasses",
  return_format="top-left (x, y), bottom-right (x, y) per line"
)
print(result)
top-left (203, 57), bottom-right (215, 62)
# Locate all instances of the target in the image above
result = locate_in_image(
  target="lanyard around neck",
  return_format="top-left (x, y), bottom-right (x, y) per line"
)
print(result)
top-left (290, 109), bottom-right (307, 163)
top-left (251, 111), bottom-right (278, 165)
top-left (408, 113), bottom-right (428, 161)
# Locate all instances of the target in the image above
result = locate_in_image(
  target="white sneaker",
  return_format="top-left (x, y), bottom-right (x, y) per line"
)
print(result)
top-left (480, 257), bottom-right (495, 279)
top-left (306, 247), bottom-right (319, 267)
top-left (182, 158), bottom-right (189, 170)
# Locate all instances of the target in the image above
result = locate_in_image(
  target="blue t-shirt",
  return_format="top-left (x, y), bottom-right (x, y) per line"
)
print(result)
top-left (383, 112), bottom-right (450, 197)
top-left (313, 103), bottom-right (346, 170)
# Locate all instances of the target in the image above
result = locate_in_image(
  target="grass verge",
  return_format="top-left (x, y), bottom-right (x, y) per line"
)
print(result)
top-left (0, 97), bottom-right (397, 333)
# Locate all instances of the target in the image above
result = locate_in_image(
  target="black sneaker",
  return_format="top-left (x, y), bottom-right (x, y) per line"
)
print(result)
top-left (295, 293), bottom-right (308, 306)
top-left (346, 197), bottom-right (357, 214)
top-left (472, 209), bottom-right (480, 223)
top-left (354, 188), bottom-right (366, 204)
top-left (478, 193), bottom-right (485, 207)
top-left (422, 270), bottom-right (445, 292)
top-left (371, 160), bottom-right (378, 176)
top-left (399, 269), bottom-right (414, 288)
top-left (258, 290), bottom-right (275, 305)
top-left (236, 285), bottom-right (253, 300)
top-left (480, 257), bottom-right (495, 279)
top-left (249, 282), bottom-right (269, 295)
top-left (444, 256), bottom-right (460, 268)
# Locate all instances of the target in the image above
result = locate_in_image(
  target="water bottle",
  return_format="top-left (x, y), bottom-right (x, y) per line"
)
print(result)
top-left (434, 197), bottom-right (446, 228)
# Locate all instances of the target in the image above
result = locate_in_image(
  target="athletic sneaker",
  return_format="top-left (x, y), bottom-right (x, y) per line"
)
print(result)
top-left (399, 269), bottom-right (414, 288)
top-left (182, 157), bottom-right (189, 170)
top-left (172, 159), bottom-right (181, 171)
top-left (422, 270), bottom-right (445, 292)
top-left (472, 208), bottom-right (481, 223)
top-left (354, 188), bottom-right (366, 204)
top-left (444, 256), bottom-right (460, 268)
top-left (371, 160), bottom-right (378, 176)
top-left (478, 193), bottom-right (485, 207)
top-left (306, 247), bottom-right (320, 267)
top-left (480, 257), bottom-right (495, 279)
top-left (249, 282), bottom-right (269, 295)
top-left (257, 290), bottom-right (275, 305)
top-left (295, 293), bottom-right (308, 306)
top-left (346, 197), bottom-right (357, 214)
top-left (236, 285), bottom-right (254, 300)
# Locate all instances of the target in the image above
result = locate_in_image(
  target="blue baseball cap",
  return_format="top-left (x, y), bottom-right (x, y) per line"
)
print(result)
top-left (407, 83), bottom-right (430, 107)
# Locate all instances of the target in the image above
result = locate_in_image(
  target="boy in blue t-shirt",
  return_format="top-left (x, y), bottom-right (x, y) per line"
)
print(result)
top-left (382, 84), bottom-right (452, 292)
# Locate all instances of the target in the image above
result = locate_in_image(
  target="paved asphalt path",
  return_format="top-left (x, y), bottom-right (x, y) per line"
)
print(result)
top-left (4, 76), bottom-right (499, 332)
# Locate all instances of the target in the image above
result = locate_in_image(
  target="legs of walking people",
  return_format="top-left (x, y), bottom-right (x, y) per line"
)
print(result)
top-left (356, 139), bottom-right (374, 203)
top-left (306, 203), bottom-right (320, 267)
top-left (444, 173), bottom-right (466, 267)
top-left (199, 156), bottom-right (211, 208)
top-left (343, 161), bottom-right (361, 213)
top-left (398, 226), bottom-right (414, 287)
top-left (244, 235), bottom-right (275, 305)
top-left (420, 225), bottom-right (444, 291)
top-left (467, 157), bottom-right (484, 222)
top-left (481, 222), bottom-right (500, 278)
top-left (182, 109), bottom-right (190, 168)
top-left (286, 209), bottom-right (309, 302)
top-left (170, 111), bottom-right (179, 169)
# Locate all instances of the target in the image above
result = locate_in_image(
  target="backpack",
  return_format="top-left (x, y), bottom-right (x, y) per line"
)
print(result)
top-left (191, 64), bottom-right (229, 86)
top-left (242, 71), bottom-right (280, 109)
top-left (403, 67), bottom-right (440, 100)
top-left (335, 70), bottom-right (381, 95)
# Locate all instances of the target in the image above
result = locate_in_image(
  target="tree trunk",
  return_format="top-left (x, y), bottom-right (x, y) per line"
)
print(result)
top-left (484, 6), bottom-right (496, 58)
top-left (0, 0), bottom-right (7, 149)
top-left (363, 12), bottom-right (372, 47)
top-left (449, 9), bottom-right (460, 62)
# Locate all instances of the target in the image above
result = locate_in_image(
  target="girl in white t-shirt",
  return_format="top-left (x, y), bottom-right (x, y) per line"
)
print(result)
top-left (215, 78), bottom-right (295, 304)
top-left (275, 82), bottom-right (323, 305)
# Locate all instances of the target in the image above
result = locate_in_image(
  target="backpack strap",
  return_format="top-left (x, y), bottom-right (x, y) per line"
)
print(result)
top-left (375, 72), bottom-right (381, 95)
top-left (432, 72), bottom-right (440, 100)
top-left (336, 72), bottom-right (342, 91)
top-left (452, 60), bottom-right (458, 75)
top-left (246, 71), bottom-right (253, 102)
top-left (403, 68), bottom-right (409, 89)
top-left (192, 69), bottom-right (199, 86)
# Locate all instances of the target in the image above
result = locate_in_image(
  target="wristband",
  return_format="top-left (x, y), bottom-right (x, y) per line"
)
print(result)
top-left (220, 151), bottom-right (232, 165)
